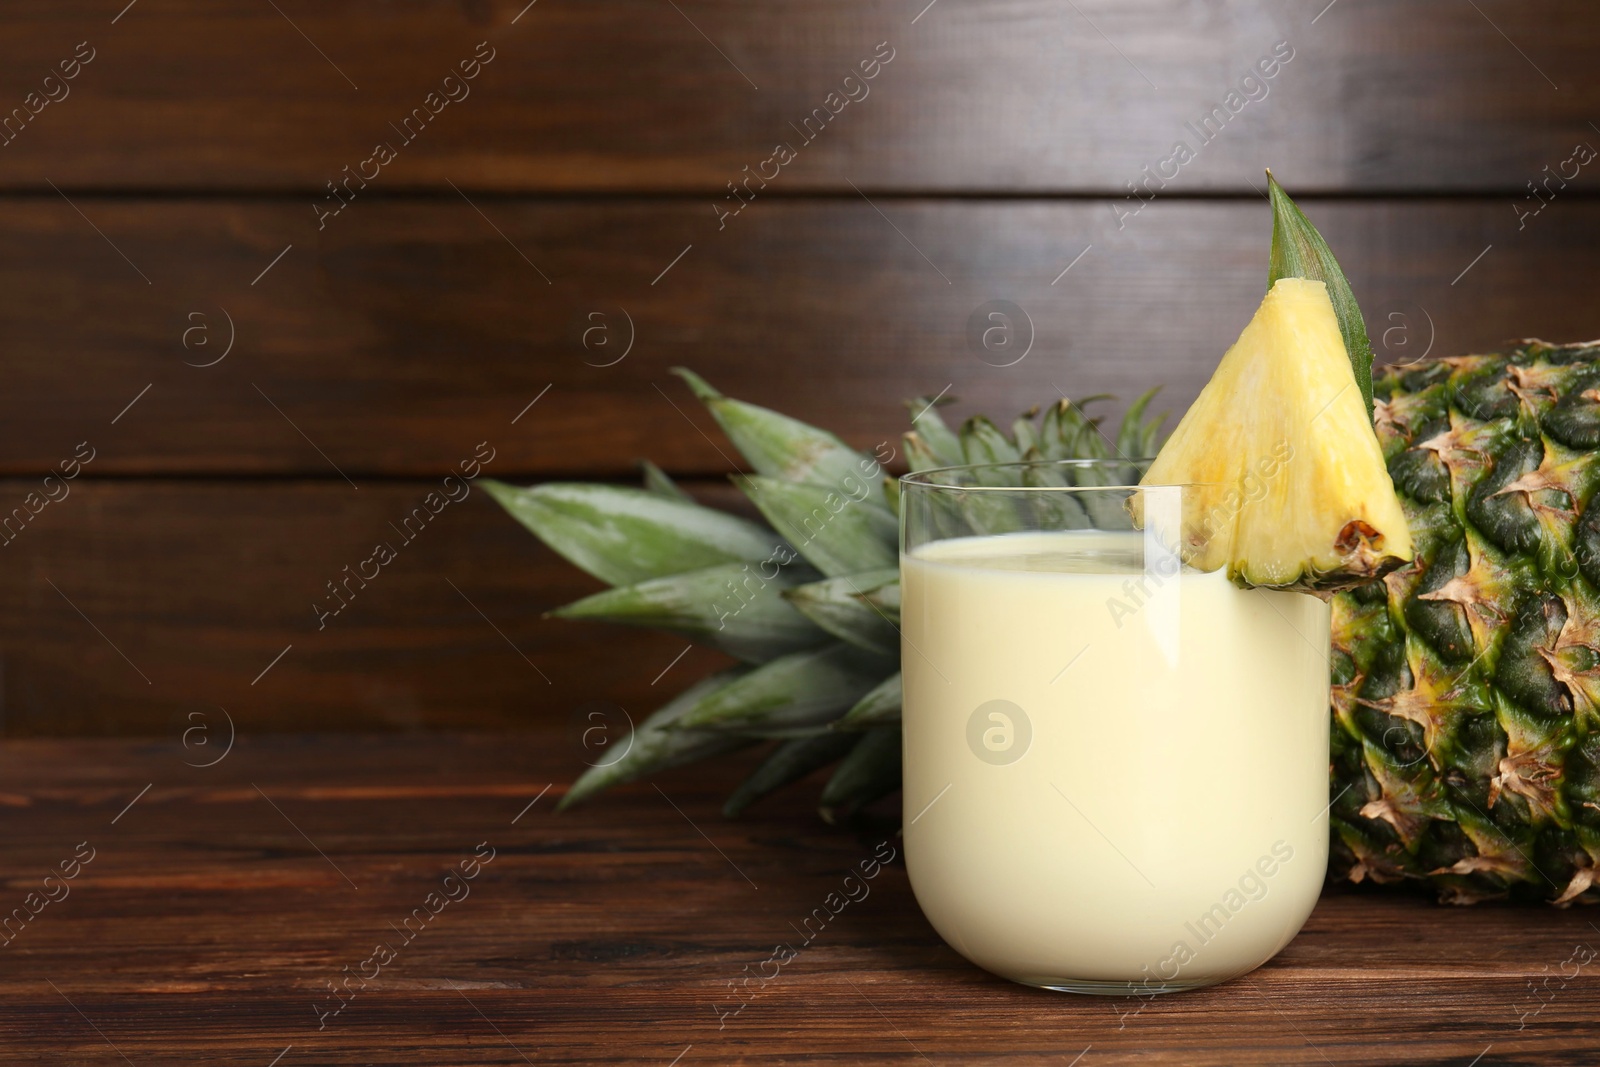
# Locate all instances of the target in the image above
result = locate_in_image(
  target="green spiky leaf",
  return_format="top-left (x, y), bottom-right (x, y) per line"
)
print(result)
top-left (673, 643), bottom-right (892, 737)
top-left (1012, 411), bottom-right (1041, 458)
top-left (1138, 413), bottom-right (1166, 458)
top-left (783, 568), bottom-right (900, 654)
top-left (1267, 171), bottom-right (1374, 419)
top-left (552, 562), bottom-right (828, 663)
top-left (559, 671), bottom-right (752, 810)
top-left (1045, 396), bottom-right (1112, 459)
top-left (1115, 387), bottom-right (1163, 458)
top-left (959, 415), bottom-right (1021, 466)
top-left (903, 395), bottom-right (962, 466)
top-left (736, 475), bottom-right (897, 578)
top-left (1036, 400), bottom-right (1069, 460)
top-left (483, 480), bottom-right (782, 587)
top-left (902, 431), bottom-right (947, 473)
top-left (819, 725), bottom-right (902, 822)
top-left (832, 672), bottom-right (901, 730)
top-left (639, 460), bottom-right (692, 502)
top-left (723, 733), bottom-right (857, 818)
top-left (674, 368), bottom-right (883, 491)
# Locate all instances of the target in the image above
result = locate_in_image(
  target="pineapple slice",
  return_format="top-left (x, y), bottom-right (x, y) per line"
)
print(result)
top-left (1142, 277), bottom-right (1413, 592)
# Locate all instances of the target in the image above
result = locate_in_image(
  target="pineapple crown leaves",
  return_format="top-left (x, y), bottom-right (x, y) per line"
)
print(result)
top-left (489, 372), bottom-right (1168, 817)
top-left (781, 568), bottom-right (901, 655)
top-left (480, 479), bottom-right (783, 589)
top-left (1266, 170), bottom-right (1375, 421)
top-left (672, 367), bottom-right (885, 494)
top-left (668, 642), bottom-right (893, 737)
top-left (639, 459), bottom-right (692, 501)
top-left (904, 394), bottom-right (962, 461)
top-left (557, 670), bottom-right (751, 811)
top-left (818, 725), bottom-right (901, 823)
top-left (734, 474), bottom-right (899, 577)
top-left (550, 562), bottom-right (828, 664)
top-left (960, 415), bottom-right (1022, 465)
top-left (902, 431), bottom-right (948, 473)
top-left (1117, 387), bottom-right (1166, 458)
top-left (906, 391), bottom-right (1166, 470)
top-left (832, 671), bottom-right (902, 730)
top-left (723, 732), bottom-right (858, 818)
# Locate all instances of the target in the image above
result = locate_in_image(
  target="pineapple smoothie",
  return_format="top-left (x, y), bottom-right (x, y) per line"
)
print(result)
top-left (901, 528), bottom-right (1330, 991)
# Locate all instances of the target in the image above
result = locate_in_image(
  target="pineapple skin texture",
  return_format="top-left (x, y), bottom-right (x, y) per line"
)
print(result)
top-left (1332, 341), bottom-right (1600, 904)
top-left (1144, 279), bottom-right (1413, 591)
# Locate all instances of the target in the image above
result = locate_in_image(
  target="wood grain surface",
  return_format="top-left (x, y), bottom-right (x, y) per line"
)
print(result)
top-left (0, 479), bottom-right (753, 737)
top-left (5, 198), bottom-right (1598, 478)
top-left (0, 731), bottom-right (1595, 1065)
top-left (2, 1), bottom-right (1595, 193)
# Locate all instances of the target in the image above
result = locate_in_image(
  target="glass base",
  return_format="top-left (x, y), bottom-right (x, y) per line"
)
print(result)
top-left (1017, 976), bottom-right (1222, 996)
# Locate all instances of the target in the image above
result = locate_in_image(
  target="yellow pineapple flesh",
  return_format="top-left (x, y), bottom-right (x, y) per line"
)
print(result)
top-left (1143, 277), bottom-right (1413, 592)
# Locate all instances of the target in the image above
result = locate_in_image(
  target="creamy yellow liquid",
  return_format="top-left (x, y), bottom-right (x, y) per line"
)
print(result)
top-left (901, 530), bottom-right (1329, 991)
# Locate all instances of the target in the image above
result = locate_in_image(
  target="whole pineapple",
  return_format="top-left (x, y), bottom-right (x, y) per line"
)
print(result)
top-left (1330, 340), bottom-right (1600, 904)
top-left (487, 347), bottom-right (1600, 906)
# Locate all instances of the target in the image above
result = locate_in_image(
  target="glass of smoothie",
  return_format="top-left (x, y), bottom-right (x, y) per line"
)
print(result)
top-left (899, 459), bottom-right (1330, 994)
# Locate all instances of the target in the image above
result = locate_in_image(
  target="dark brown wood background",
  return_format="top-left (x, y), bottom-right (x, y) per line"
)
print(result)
top-left (5, 0), bottom-right (1599, 736)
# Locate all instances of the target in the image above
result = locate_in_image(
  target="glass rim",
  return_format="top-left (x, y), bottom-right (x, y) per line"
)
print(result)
top-left (899, 459), bottom-right (1219, 493)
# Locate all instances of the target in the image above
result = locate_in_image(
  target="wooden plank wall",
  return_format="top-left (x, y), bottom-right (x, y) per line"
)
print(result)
top-left (3, 0), bottom-right (1598, 735)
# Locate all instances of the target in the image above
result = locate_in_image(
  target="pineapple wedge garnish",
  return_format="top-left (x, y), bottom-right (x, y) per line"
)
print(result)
top-left (1142, 277), bottom-right (1413, 592)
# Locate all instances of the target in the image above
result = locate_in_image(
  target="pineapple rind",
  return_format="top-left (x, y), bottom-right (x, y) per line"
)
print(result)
top-left (1330, 340), bottom-right (1600, 904)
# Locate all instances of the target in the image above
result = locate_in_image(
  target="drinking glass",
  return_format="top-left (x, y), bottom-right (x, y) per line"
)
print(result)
top-left (899, 460), bottom-right (1329, 994)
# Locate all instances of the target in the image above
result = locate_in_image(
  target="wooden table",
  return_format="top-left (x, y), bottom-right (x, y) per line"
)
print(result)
top-left (3, 732), bottom-right (1596, 1066)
